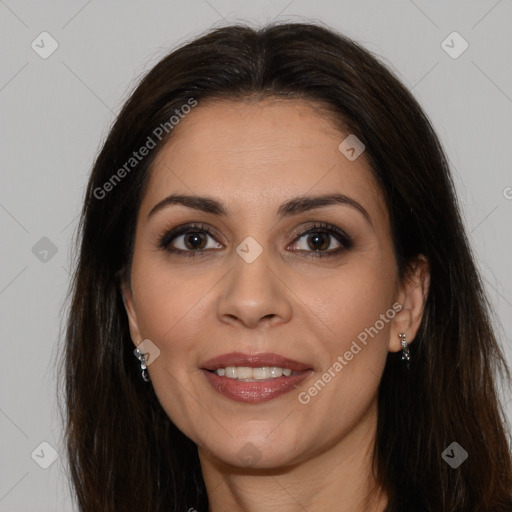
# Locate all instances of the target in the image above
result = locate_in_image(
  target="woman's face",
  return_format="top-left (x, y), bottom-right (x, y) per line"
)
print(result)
top-left (122, 98), bottom-right (424, 469)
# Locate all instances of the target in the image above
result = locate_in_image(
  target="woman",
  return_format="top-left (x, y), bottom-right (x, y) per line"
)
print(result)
top-left (59, 22), bottom-right (512, 511)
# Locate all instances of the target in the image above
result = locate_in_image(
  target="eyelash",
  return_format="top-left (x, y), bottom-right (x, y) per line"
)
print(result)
top-left (157, 222), bottom-right (353, 259)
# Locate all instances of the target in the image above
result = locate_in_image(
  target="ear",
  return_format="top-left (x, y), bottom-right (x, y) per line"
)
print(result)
top-left (120, 279), bottom-right (143, 348)
top-left (388, 254), bottom-right (430, 352)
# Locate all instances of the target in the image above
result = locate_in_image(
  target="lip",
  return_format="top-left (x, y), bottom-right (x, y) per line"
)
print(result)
top-left (200, 352), bottom-right (313, 372)
top-left (200, 352), bottom-right (314, 403)
top-left (201, 369), bottom-right (313, 403)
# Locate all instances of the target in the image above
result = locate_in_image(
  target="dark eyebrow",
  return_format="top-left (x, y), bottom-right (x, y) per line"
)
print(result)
top-left (147, 193), bottom-right (372, 226)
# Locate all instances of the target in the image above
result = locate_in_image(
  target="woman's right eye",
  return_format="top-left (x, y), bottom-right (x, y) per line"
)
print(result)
top-left (158, 223), bottom-right (223, 257)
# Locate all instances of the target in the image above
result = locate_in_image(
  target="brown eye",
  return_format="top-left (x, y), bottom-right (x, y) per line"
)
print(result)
top-left (288, 222), bottom-right (352, 258)
top-left (158, 222), bottom-right (352, 259)
top-left (158, 223), bottom-right (223, 257)
top-left (305, 232), bottom-right (332, 251)
top-left (181, 232), bottom-right (208, 250)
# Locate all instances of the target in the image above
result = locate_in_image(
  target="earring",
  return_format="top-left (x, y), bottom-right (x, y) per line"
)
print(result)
top-left (134, 347), bottom-right (151, 382)
top-left (399, 333), bottom-right (410, 370)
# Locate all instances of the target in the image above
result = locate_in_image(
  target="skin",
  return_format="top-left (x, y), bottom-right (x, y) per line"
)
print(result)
top-left (122, 98), bottom-right (430, 512)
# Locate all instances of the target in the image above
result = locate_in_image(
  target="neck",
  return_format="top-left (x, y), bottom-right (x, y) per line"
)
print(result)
top-left (199, 398), bottom-right (388, 512)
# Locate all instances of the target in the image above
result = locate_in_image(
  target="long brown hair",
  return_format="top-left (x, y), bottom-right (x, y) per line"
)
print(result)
top-left (57, 21), bottom-right (512, 511)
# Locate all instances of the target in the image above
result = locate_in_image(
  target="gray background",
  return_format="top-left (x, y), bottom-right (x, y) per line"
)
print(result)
top-left (1, 1), bottom-right (511, 510)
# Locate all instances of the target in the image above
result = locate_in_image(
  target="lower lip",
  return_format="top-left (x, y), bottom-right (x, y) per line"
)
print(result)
top-left (201, 369), bottom-right (313, 403)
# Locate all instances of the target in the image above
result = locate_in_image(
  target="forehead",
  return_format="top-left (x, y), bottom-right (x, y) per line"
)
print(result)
top-left (140, 99), bottom-right (387, 224)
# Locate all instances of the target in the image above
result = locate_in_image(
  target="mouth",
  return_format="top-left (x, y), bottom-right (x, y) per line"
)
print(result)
top-left (200, 352), bottom-right (314, 403)
top-left (205, 366), bottom-right (300, 381)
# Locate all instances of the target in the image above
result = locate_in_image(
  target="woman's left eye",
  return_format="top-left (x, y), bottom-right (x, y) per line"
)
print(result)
top-left (289, 225), bottom-right (351, 256)
top-left (158, 222), bottom-right (352, 258)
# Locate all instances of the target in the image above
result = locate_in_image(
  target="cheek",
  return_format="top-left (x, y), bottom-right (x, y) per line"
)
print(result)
top-left (129, 257), bottom-right (214, 431)
top-left (296, 287), bottom-right (393, 436)
top-left (132, 254), bottom-right (219, 402)
top-left (298, 257), bottom-right (395, 405)
top-left (304, 257), bottom-right (396, 342)
top-left (130, 254), bottom-right (216, 357)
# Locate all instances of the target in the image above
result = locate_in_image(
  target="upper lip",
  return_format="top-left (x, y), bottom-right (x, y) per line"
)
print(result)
top-left (201, 352), bottom-right (313, 372)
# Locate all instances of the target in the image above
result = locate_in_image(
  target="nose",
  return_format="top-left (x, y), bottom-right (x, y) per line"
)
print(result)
top-left (216, 245), bottom-right (293, 329)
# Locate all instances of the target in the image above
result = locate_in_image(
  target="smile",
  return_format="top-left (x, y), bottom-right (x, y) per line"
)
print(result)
top-left (209, 366), bottom-right (296, 380)
top-left (200, 352), bottom-right (313, 403)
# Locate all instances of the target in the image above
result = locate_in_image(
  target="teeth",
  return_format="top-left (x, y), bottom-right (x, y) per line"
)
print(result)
top-left (269, 367), bottom-right (283, 378)
top-left (252, 367), bottom-right (270, 379)
top-left (236, 367), bottom-right (253, 379)
top-left (225, 366), bottom-right (237, 378)
top-left (213, 366), bottom-right (296, 380)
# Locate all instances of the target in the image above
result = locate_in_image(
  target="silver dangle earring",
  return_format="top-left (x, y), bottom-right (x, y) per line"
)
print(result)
top-left (134, 347), bottom-right (151, 382)
top-left (399, 333), bottom-right (411, 370)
